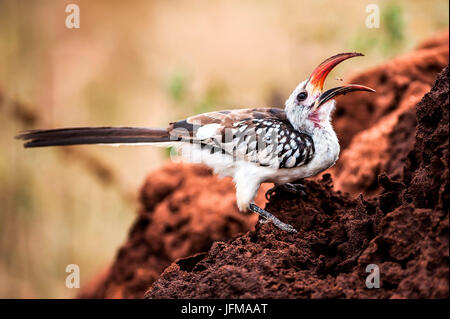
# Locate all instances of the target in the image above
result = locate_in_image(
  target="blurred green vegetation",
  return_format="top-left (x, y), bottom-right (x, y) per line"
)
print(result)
top-left (383, 2), bottom-right (405, 49)
top-left (353, 1), bottom-right (406, 55)
top-left (352, 0), bottom-right (449, 56)
top-left (165, 73), bottom-right (229, 159)
top-left (167, 72), bottom-right (188, 103)
top-left (167, 72), bottom-right (229, 115)
top-left (0, 0), bottom-right (448, 298)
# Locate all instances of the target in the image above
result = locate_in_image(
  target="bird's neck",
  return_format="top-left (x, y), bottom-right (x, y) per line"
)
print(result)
top-left (285, 100), bottom-right (336, 136)
top-left (308, 122), bottom-right (338, 149)
top-left (286, 109), bottom-right (338, 153)
top-left (286, 109), bottom-right (330, 136)
top-left (314, 122), bottom-right (338, 146)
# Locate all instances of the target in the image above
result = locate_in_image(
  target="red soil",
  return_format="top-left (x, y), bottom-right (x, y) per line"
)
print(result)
top-left (146, 65), bottom-right (448, 299)
top-left (80, 32), bottom-right (449, 299)
top-left (329, 30), bottom-right (448, 196)
top-left (79, 164), bottom-right (266, 298)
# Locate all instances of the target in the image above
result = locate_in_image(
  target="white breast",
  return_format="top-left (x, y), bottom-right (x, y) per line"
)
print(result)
top-left (264, 127), bottom-right (340, 184)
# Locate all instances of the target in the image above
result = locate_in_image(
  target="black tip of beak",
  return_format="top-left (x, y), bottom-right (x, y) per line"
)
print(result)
top-left (317, 84), bottom-right (375, 107)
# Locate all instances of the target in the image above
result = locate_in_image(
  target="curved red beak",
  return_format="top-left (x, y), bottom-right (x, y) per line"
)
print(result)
top-left (305, 52), bottom-right (375, 109)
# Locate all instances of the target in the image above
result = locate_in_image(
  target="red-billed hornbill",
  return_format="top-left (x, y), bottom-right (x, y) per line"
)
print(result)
top-left (17, 52), bottom-right (375, 233)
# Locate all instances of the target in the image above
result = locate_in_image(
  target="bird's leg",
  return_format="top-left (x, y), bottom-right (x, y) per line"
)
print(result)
top-left (249, 203), bottom-right (297, 233)
top-left (265, 182), bottom-right (307, 200)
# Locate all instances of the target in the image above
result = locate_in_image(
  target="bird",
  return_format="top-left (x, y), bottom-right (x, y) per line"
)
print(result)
top-left (16, 52), bottom-right (375, 233)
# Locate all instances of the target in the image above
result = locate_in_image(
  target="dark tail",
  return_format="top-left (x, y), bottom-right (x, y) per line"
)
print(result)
top-left (16, 126), bottom-right (171, 148)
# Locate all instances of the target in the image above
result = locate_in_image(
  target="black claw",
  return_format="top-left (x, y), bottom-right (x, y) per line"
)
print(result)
top-left (294, 182), bottom-right (306, 191)
top-left (265, 188), bottom-right (276, 200)
top-left (265, 183), bottom-right (307, 200)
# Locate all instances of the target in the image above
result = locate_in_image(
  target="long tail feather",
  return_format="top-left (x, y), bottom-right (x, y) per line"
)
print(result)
top-left (16, 127), bottom-right (172, 148)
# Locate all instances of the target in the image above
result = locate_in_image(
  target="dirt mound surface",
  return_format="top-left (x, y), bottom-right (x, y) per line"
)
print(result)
top-left (334, 30), bottom-right (448, 149)
top-left (329, 30), bottom-right (448, 196)
top-left (79, 164), bottom-right (266, 298)
top-left (146, 65), bottom-right (448, 299)
top-left (80, 32), bottom-right (449, 299)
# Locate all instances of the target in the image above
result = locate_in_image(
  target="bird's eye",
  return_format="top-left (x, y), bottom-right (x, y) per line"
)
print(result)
top-left (296, 91), bottom-right (308, 102)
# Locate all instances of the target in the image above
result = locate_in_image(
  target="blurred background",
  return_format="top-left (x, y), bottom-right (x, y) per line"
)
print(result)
top-left (0, 0), bottom-right (448, 298)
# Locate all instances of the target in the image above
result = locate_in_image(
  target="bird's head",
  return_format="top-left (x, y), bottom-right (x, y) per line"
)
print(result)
top-left (285, 52), bottom-right (375, 133)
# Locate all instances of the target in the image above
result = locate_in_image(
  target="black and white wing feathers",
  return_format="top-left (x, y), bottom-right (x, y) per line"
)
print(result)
top-left (168, 108), bottom-right (315, 169)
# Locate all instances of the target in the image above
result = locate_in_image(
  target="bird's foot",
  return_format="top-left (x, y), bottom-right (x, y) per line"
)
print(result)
top-left (265, 182), bottom-right (307, 200)
top-left (249, 203), bottom-right (297, 233)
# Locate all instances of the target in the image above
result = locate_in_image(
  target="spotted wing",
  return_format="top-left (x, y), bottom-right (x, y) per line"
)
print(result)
top-left (167, 108), bottom-right (315, 169)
